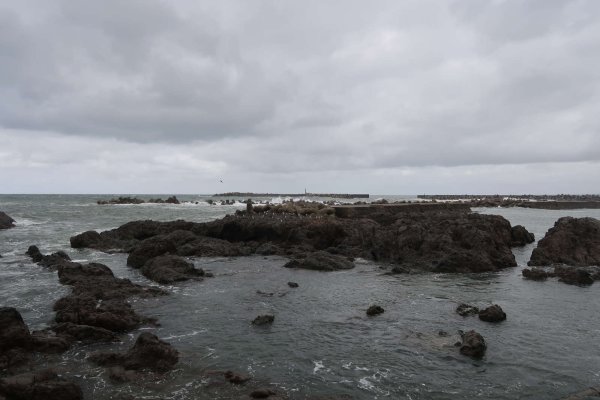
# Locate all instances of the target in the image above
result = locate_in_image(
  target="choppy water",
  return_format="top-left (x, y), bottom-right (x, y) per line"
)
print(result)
top-left (1, 195), bottom-right (600, 399)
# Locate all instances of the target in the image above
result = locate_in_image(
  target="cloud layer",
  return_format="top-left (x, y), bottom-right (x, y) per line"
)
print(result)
top-left (1, 0), bottom-right (599, 193)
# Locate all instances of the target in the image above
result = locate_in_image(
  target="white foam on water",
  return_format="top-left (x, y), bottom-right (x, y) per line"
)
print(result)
top-left (313, 360), bottom-right (325, 374)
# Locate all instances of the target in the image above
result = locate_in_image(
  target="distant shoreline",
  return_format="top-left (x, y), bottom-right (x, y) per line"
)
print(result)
top-left (212, 192), bottom-right (370, 199)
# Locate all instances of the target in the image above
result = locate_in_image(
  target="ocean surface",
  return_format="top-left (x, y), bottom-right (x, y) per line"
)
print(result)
top-left (1, 194), bottom-right (600, 400)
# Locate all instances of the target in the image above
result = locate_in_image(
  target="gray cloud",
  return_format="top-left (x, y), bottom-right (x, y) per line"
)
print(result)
top-left (1, 0), bottom-right (600, 193)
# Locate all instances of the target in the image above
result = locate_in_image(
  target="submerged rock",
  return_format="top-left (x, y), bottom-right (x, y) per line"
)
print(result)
top-left (553, 266), bottom-right (594, 286)
top-left (455, 303), bottom-right (479, 317)
top-left (529, 217), bottom-right (600, 267)
top-left (366, 305), bottom-right (385, 316)
top-left (0, 369), bottom-right (83, 400)
top-left (522, 268), bottom-right (549, 281)
top-left (89, 332), bottom-right (178, 372)
top-left (459, 330), bottom-right (486, 358)
top-left (252, 315), bottom-right (275, 326)
top-left (0, 212), bottom-right (15, 229)
top-left (478, 305), bottom-right (506, 322)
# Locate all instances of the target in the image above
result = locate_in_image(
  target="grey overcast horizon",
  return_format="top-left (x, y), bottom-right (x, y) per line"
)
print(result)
top-left (1, 0), bottom-right (599, 195)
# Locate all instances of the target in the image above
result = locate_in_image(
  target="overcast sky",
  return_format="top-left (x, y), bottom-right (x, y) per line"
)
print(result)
top-left (1, 0), bottom-right (599, 194)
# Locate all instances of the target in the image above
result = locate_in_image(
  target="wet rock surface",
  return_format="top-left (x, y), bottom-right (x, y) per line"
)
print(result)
top-left (89, 332), bottom-right (179, 372)
top-left (511, 225), bottom-right (535, 246)
top-left (0, 212), bottom-right (15, 230)
top-left (252, 315), bottom-right (275, 326)
top-left (366, 305), bottom-right (384, 316)
top-left (529, 217), bottom-right (600, 267)
top-left (522, 268), bottom-right (549, 281)
top-left (459, 330), bottom-right (486, 359)
top-left (70, 205), bottom-right (528, 274)
top-left (27, 247), bottom-right (165, 333)
top-left (140, 255), bottom-right (204, 284)
top-left (0, 307), bottom-right (74, 370)
top-left (0, 369), bottom-right (83, 400)
top-left (283, 251), bottom-right (355, 271)
top-left (478, 304), bottom-right (506, 322)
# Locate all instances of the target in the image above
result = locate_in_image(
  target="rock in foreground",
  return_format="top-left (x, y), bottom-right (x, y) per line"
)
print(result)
top-left (89, 332), bottom-right (178, 372)
top-left (0, 211), bottom-right (15, 229)
top-left (478, 305), bottom-right (506, 322)
top-left (0, 369), bottom-right (83, 400)
top-left (459, 330), bottom-right (486, 359)
top-left (529, 217), bottom-right (600, 267)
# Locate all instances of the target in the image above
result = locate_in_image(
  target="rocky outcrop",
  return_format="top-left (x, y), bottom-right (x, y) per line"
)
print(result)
top-left (366, 305), bottom-right (384, 316)
top-left (283, 251), bottom-right (354, 271)
top-left (529, 217), bottom-right (600, 267)
top-left (478, 305), bottom-right (506, 322)
top-left (553, 266), bottom-right (594, 286)
top-left (0, 212), bottom-right (15, 229)
top-left (523, 265), bottom-right (598, 286)
top-left (0, 369), bottom-right (82, 400)
top-left (510, 225), bottom-right (535, 246)
top-left (97, 196), bottom-right (144, 205)
top-left (459, 330), bottom-right (486, 358)
top-left (89, 332), bottom-right (178, 372)
top-left (0, 307), bottom-right (71, 370)
top-left (27, 248), bottom-right (165, 333)
top-left (140, 255), bottom-right (204, 284)
top-left (70, 205), bottom-right (528, 274)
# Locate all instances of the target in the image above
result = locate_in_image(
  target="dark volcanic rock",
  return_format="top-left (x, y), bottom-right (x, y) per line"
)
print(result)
top-left (70, 230), bottom-right (103, 249)
top-left (478, 304), bottom-right (506, 322)
top-left (127, 237), bottom-right (177, 269)
top-left (223, 370), bottom-right (251, 384)
top-left (284, 251), bottom-right (354, 271)
top-left (249, 388), bottom-right (278, 398)
top-left (0, 369), bottom-right (83, 400)
top-left (0, 212), bottom-right (15, 229)
top-left (70, 205), bottom-right (523, 274)
top-left (522, 268), bottom-right (549, 281)
top-left (26, 247), bottom-right (73, 270)
top-left (366, 305), bottom-right (384, 316)
top-left (529, 217), bottom-right (600, 267)
top-left (141, 255), bottom-right (204, 284)
top-left (26, 249), bottom-right (165, 334)
top-left (50, 322), bottom-right (118, 344)
top-left (25, 245), bottom-right (43, 262)
top-left (455, 303), bottom-right (479, 317)
top-left (0, 308), bottom-right (72, 369)
top-left (0, 307), bottom-right (32, 352)
top-left (89, 332), bottom-right (178, 372)
top-left (255, 243), bottom-right (281, 255)
top-left (510, 225), bottom-right (535, 246)
top-left (459, 330), bottom-right (486, 358)
top-left (553, 266), bottom-right (594, 286)
top-left (54, 296), bottom-right (153, 332)
top-left (287, 282), bottom-right (299, 288)
top-left (252, 315), bottom-right (275, 326)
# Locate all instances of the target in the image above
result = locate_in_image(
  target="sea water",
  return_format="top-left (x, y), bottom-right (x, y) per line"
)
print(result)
top-left (1, 195), bottom-right (599, 399)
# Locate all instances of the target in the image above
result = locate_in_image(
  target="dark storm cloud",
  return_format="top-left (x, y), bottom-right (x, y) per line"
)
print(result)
top-left (1, 0), bottom-right (600, 187)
